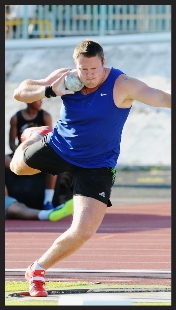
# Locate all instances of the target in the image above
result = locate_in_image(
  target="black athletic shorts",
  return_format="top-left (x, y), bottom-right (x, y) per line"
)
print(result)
top-left (23, 135), bottom-right (116, 207)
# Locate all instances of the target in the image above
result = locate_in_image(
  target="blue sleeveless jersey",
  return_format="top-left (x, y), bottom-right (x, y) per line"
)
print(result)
top-left (47, 67), bottom-right (131, 168)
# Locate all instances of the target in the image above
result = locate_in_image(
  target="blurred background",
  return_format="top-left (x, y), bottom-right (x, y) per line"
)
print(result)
top-left (5, 5), bottom-right (171, 39)
top-left (5, 5), bottom-right (171, 169)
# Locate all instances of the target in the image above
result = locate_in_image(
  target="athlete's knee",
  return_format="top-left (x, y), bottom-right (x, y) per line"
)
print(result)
top-left (9, 160), bottom-right (15, 173)
top-left (79, 229), bottom-right (95, 242)
top-left (72, 223), bottom-right (96, 242)
top-left (10, 160), bottom-right (23, 175)
top-left (10, 154), bottom-right (26, 175)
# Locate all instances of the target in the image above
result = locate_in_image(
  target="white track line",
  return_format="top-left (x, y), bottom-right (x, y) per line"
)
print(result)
top-left (5, 268), bottom-right (171, 279)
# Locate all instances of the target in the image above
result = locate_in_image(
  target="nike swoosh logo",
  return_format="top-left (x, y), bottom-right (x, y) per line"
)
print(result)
top-left (101, 93), bottom-right (107, 96)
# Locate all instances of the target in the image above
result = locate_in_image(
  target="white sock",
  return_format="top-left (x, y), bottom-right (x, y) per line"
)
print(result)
top-left (43, 189), bottom-right (54, 204)
top-left (38, 209), bottom-right (54, 220)
top-left (32, 260), bottom-right (44, 270)
top-left (38, 204), bottom-right (64, 220)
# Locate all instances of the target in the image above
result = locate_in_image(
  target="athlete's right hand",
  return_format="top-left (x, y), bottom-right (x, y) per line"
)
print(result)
top-left (51, 71), bottom-right (75, 96)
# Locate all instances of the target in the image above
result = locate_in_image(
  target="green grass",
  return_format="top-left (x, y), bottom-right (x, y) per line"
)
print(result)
top-left (5, 281), bottom-right (171, 306)
top-left (5, 280), bottom-right (90, 292)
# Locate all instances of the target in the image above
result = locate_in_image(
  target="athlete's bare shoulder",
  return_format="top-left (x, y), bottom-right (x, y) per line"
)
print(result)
top-left (116, 73), bottom-right (131, 82)
top-left (113, 74), bottom-right (134, 108)
top-left (114, 73), bottom-right (134, 93)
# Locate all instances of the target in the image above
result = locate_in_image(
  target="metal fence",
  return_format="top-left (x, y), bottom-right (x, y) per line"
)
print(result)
top-left (5, 5), bottom-right (171, 39)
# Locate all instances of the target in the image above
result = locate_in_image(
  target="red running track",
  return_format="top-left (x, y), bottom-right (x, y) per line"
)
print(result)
top-left (5, 202), bottom-right (171, 285)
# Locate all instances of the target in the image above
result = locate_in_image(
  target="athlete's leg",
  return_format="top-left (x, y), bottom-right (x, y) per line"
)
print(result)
top-left (25, 165), bottom-right (112, 296)
top-left (25, 196), bottom-right (106, 297)
top-left (10, 137), bottom-right (41, 175)
top-left (34, 195), bottom-right (107, 269)
top-left (10, 126), bottom-right (52, 176)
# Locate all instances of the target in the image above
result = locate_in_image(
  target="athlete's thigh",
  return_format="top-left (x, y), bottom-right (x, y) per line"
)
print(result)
top-left (72, 167), bottom-right (115, 207)
top-left (24, 136), bottom-right (73, 175)
top-left (72, 195), bottom-right (107, 235)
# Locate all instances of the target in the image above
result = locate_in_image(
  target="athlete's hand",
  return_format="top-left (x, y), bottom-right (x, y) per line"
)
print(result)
top-left (51, 71), bottom-right (75, 96)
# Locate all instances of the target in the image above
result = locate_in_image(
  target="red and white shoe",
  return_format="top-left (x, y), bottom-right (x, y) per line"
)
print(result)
top-left (20, 126), bottom-right (52, 143)
top-left (25, 263), bottom-right (48, 297)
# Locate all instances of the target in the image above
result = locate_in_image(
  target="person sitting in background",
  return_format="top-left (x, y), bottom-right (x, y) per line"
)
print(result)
top-left (7, 99), bottom-right (57, 210)
top-left (5, 184), bottom-right (73, 221)
top-left (5, 154), bottom-right (73, 211)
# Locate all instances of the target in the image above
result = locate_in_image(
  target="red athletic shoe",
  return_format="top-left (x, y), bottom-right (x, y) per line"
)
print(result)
top-left (20, 126), bottom-right (52, 142)
top-left (25, 263), bottom-right (48, 297)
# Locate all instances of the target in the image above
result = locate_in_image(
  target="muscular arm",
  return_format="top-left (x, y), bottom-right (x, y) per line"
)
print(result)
top-left (114, 75), bottom-right (171, 109)
top-left (13, 68), bottom-right (74, 103)
top-left (9, 115), bottom-right (18, 152)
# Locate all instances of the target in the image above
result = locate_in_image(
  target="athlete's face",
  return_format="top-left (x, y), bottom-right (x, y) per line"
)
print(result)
top-left (29, 100), bottom-right (42, 111)
top-left (75, 55), bottom-right (105, 89)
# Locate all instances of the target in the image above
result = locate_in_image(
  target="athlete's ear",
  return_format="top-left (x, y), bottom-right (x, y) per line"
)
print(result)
top-left (102, 58), bottom-right (105, 66)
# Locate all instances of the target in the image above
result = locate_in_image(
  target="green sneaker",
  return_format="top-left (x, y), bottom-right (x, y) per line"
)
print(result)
top-left (49, 199), bottom-right (73, 222)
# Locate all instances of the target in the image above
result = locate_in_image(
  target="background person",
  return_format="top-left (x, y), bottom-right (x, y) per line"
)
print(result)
top-left (7, 99), bottom-right (57, 210)
top-left (5, 184), bottom-right (73, 221)
top-left (5, 154), bottom-right (73, 211)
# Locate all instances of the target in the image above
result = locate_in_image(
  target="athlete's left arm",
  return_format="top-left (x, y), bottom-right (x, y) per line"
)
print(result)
top-left (120, 76), bottom-right (171, 109)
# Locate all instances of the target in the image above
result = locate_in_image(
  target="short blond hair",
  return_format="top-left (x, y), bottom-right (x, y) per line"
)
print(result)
top-left (73, 39), bottom-right (104, 62)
